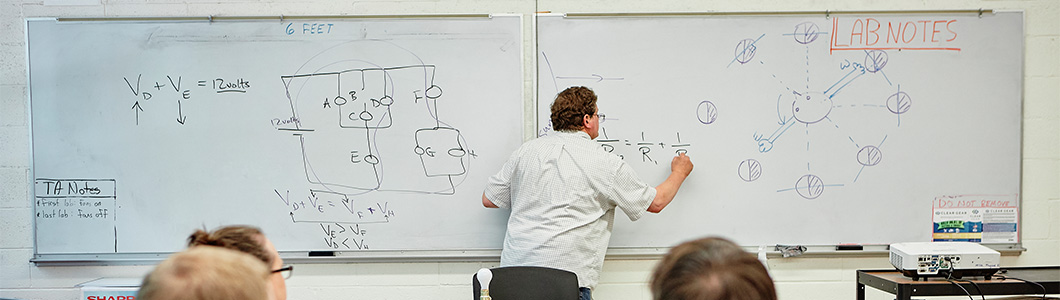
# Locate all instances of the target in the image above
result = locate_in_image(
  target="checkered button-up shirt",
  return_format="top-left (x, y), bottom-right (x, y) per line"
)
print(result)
top-left (483, 130), bottom-right (657, 289)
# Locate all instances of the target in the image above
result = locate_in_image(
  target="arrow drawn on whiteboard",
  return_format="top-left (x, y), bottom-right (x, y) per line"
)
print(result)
top-left (131, 102), bottom-right (143, 125)
top-left (176, 100), bottom-right (187, 125)
top-left (556, 74), bottom-right (623, 82)
top-left (775, 94), bottom-right (789, 125)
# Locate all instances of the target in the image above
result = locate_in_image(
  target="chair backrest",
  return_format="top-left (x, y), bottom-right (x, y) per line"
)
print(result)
top-left (472, 266), bottom-right (580, 300)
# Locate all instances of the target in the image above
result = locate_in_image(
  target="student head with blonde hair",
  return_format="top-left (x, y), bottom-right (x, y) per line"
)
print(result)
top-left (651, 237), bottom-right (777, 300)
top-left (137, 246), bottom-right (271, 300)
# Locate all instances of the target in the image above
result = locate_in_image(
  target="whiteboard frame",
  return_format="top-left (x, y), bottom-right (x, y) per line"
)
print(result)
top-left (27, 14), bottom-right (528, 264)
top-left (30, 244), bottom-right (1027, 266)
top-left (27, 10), bottom-right (1025, 264)
top-left (532, 9), bottom-right (1024, 257)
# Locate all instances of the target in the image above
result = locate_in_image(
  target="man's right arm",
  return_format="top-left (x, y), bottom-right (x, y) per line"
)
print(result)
top-left (648, 152), bottom-right (693, 213)
top-left (482, 193), bottom-right (499, 208)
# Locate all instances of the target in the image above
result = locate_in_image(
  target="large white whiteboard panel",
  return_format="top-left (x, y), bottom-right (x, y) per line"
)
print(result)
top-left (29, 17), bottom-right (522, 255)
top-left (537, 12), bottom-right (1022, 248)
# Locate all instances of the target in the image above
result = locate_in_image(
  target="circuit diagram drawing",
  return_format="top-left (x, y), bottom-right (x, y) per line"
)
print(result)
top-left (273, 40), bottom-right (477, 249)
top-left (730, 21), bottom-right (912, 200)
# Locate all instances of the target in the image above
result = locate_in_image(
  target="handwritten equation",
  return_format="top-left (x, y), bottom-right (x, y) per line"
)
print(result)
top-left (597, 131), bottom-right (691, 165)
top-left (276, 189), bottom-right (395, 250)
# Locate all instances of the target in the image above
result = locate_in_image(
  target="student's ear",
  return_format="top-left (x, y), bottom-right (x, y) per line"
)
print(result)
top-left (583, 114), bottom-right (592, 128)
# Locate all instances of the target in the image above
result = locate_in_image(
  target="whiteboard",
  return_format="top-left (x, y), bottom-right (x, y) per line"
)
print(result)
top-left (29, 16), bottom-right (522, 256)
top-left (537, 12), bottom-right (1022, 248)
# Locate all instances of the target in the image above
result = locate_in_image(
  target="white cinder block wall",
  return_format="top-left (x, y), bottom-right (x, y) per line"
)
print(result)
top-left (1, 0), bottom-right (1056, 299)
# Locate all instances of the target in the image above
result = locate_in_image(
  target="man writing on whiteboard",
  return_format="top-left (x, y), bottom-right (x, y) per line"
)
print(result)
top-left (482, 86), bottom-right (694, 300)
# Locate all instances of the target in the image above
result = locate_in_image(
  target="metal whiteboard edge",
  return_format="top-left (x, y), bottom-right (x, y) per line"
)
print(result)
top-left (55, 14), bottom-right (493, 22)
top-left (32, 250), bottom-right (505, 266)
top-left (604, 244), bottom-right (1025, 259)
top-left (32, 243), bottom-right (1024, 265)
top-left (25, 17), bottom-right (38, 264)
top-left (562, 9), bottom-right (996, 18)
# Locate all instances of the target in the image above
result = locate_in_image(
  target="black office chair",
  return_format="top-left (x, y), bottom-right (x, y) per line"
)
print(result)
top-left (472, 266), bottom-right (580, 300)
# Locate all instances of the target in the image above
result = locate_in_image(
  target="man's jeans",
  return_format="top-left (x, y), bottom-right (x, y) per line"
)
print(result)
top-left (579, 287), bottom-right (591, 300)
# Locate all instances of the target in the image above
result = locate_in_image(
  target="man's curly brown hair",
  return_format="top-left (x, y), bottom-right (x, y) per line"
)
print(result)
top-left (550, 86), bottom-right (598, 132)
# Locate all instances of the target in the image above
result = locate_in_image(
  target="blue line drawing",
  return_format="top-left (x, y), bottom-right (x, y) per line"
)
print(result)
top-left (853, 135), bottom-right (889, 183)
top-left (788, 22), bottom-right (829, 44)
top-left (824, 62), bottom-right (866, 99)
top-left (774, 174), bottom-right (845, 199)
top-left (734, 22), bottom-right (915, 200)
top-left (729, 34), bottom-right (766, 67)
top-left (753, 115), bottom-right (796, 153)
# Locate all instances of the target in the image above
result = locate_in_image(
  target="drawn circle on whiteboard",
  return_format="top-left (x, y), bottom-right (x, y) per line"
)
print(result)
top-left (734, 39), bottom-right (757, 64)
top-left (857, 145), bottom-right (883, 166)
top-left (358, 110), bottom-right (374, 122)
top-left (791, 92), bottom-right (832, 124)
top-left (793, 22), bottom-right (821, 44)
top-left (334, 95), bottom-right (348, 106)
top-left (864, 50), bottom-right (889, 73)
top-left (426, 85), bottom-right (443, 99)
top-left (414, 146), bottom-right (426, 155)
top-left (697, 101), bottom-right (718, 124)
top-left (448, 147), bottom-right (466, 157)
top-left (378, 95), bottom-right (394, 106)
top-left (795, 174), bottom-right (825, 199)
top-left (886, 91), bottom-right (911, 114)
top-left (738, 159), bottom-right (762, 182)
top-left (363, 154), bottom-right (380, 165)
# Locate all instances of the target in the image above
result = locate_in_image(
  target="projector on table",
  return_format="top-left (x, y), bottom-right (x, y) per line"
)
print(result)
top-left (889, 242), bottom-right (1000, 280)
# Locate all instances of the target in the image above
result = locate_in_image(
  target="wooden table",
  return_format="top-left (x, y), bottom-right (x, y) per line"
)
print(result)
top-left (857, 267), bottom-right (1059, 300)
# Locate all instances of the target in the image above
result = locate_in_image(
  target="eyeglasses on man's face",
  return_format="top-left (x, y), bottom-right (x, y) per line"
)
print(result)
top-left (272, 265), bottom-right (294, 279)
top-left (595, 113), bottom-right (606, 123)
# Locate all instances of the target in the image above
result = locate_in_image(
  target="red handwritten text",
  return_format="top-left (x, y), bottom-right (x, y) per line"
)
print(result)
top-left (831, 17), bottom-right (960, 53)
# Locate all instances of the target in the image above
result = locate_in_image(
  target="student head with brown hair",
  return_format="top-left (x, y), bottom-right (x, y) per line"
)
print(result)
top-left (137, 246), bottom-right (270, 300)
top-left (188, 225), bottom-right (288, 300)
top-left (651, 237), bottom-right (777, 300)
